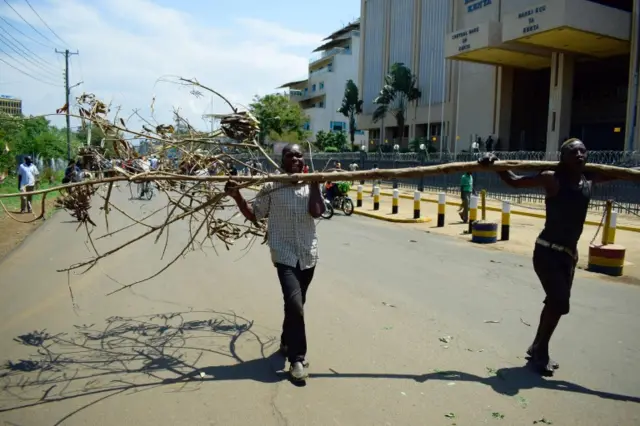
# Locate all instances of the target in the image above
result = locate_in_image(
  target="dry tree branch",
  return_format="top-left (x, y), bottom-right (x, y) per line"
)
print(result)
top-left (4, 83), bottom-right (638, 297)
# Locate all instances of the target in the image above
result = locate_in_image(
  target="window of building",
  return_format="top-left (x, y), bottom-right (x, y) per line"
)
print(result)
top-left (330, 121), bottom-right (346, 132)
top-left (304, 88), bottom-right (308, 95)
top-left (319, 101), bottom-right (325, 108)
top-left (328, 63), bottom-right (333, 72)
top-left (303, 122), bottom-right (310, 131)
top-left (319, 82), bottom-right (324, 90)
top-left (312, 84), bottom-right (316, 92)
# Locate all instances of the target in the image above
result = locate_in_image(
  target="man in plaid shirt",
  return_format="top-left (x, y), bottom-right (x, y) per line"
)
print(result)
top-left (226, 144), bottom-right (325, 381)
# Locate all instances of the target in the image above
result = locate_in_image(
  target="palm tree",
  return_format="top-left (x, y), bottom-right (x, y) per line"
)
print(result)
top-left (337, 79), bottom-right (364, 151)
top-left (372, 62), bottom-right (421, 145)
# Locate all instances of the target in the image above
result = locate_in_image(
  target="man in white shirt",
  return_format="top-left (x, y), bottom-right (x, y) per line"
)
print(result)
top-left (149, 155), bottom-right (159, 170)
top-left (17, 156), bottom-right (39, 213)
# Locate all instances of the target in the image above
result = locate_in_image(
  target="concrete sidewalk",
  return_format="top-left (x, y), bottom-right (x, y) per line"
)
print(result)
top-left (353, 183), bottom-right (640, 232)
top-left (354, 191), bottom-right (640, 282)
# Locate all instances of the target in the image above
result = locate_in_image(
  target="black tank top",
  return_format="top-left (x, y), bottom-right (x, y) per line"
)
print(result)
top-left (538, 172), bottom-right (591, 249)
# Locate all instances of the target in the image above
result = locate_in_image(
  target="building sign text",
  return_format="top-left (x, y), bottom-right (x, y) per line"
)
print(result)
top-left (517, 5), bottom-right (546, 35)
top-left (465, 0), bottom-right (492, 13)
top-left (450, 26), bottom-right (479, 52)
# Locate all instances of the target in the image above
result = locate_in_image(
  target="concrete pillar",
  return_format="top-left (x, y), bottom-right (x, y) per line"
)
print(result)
top-left (546, 52), bottom-right (574, 154)
top-left (494, 66), bottom-right (514, 149)
top-left (625, 0), bottom-right (639, 151)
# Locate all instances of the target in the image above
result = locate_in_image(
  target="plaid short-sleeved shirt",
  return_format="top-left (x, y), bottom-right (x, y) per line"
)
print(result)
top-left (253, 182), bottom-right (320, 270)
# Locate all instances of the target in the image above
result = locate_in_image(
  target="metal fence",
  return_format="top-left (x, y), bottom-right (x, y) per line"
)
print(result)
top-left (248, 150), bottom-right (640, 215)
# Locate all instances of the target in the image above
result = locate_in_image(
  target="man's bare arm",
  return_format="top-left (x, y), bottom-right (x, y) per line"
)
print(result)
top-left (231, 193), bottom-right (257, 222)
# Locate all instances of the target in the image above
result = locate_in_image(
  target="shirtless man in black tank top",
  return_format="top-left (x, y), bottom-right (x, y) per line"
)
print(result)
top-left (479, 138), bottom-right (612, 375)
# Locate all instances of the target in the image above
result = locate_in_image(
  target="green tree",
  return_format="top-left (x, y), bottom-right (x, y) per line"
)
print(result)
top-left (372, 62), bottom-right (421, 143)
top-left (315, 130), bottom-right (348, 152)
top-left (337, 79), bottom-right (363, 151)
top-left (249, 94), bottom-right (310, 144)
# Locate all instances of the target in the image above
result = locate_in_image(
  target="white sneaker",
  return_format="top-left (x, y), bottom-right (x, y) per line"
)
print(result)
top-left (289, 361), bottom-right (308, 381)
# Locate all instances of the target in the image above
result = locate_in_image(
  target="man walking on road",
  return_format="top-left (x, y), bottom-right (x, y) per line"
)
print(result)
top-left (479, 138), bottom-right (617, 376)
top-left (458, 172), bottom-right (473, 222)
top-left (225, 144), bottom-right (325, 381)
top-left (17, 156), bottom-right (39, 214)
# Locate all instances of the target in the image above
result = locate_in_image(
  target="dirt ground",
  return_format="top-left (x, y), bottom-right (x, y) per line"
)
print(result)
top-left (0, 198), bottom-right (59, 261)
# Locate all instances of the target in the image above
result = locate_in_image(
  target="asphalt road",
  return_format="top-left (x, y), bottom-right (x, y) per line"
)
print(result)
top-left (0, 186), bottom-right (639, 426)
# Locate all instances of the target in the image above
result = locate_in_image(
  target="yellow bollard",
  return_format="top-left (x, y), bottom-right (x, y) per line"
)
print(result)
top-left (413, 190), bottom-right (421, 219)
top-left (373, 186), bottom-right (380, 211)
top-left (481, 189), bottom-right (487, 221)
top-left (357, 185), bottom-right (363, 208)
top-left (392, 189), bottom-right (399, 214)
top-left (468, 195), bottom-right (478, 234)
top-left (501, 200), bottom-right (511, 241)
top-left (601, 200), bottom-right (613, 245)
top-left (437, 192), bottom-right (445, 227)
top-left (607, 211), bottom-right (618, 244)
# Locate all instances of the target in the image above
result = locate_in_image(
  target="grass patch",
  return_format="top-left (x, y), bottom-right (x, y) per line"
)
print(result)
top-left (0, 170), bottom-right (64, 218)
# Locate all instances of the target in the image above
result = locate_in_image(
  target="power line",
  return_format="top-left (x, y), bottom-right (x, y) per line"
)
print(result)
top-left (0, 56), bottom-right (61, 87)
top-left (0, 15), bottom-right (51, 49)
top-left (0, 24), bottom-right (56, 69)
top-left (0, 30), bottom-right (58, 73)
top-left (2, 0), bottom-right (59, 48)
top-left (22, 0), bottom-right (68, 47)
top-left (0, 46), bottom-right (61, 85)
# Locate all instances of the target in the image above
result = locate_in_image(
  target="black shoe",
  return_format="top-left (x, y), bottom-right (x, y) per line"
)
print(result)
top-left (526, 346), bottom-right (559, 370)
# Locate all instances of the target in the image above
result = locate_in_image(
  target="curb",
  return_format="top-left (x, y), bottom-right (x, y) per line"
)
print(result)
top-left (353, 209), bottom-right (432, 224)
top-left (353, 189), bottom-right (640, 233)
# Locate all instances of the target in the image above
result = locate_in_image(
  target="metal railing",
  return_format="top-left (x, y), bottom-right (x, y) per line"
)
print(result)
top-left (309, 47), bottom-right (351, 64)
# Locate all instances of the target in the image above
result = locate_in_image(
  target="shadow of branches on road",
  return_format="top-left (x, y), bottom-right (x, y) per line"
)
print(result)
top-left (2, 309), bottom-right (637, 424)
top-left (0, 309), bottom-right (287, 423)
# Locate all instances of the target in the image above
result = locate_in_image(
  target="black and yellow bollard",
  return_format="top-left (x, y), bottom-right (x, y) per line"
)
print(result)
top-left (392, 189), bottom-right (399, 214)
top-left (437, 192), bottom-right (445, 227)
top-left (413, 191), bottom-right (421, 219)
top-left (501, 200), bottom-right (511, 241)
top-left (468, 195), bottom-right (478, 234)
top-left (588, 244), bottom-right (626, 276)
top-left (471, 220), bottom-right (498, 244)
top-left (373, 186), bottom-right (380, 211)
top-left (357, 185), bottom-right (363, 208)
top-left (588, 200), bottom-right (626, 276)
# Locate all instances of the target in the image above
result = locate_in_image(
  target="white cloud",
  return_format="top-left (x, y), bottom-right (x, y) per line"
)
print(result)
top-left (0, 0), bottom-right (322, 131)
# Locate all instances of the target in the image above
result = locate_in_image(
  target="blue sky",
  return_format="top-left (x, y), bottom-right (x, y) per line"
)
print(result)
top-left (0, 0), bottom-right (360, 129)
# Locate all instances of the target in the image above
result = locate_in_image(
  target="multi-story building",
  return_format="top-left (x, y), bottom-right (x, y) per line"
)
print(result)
top-left (279, 20), bottom-right (369, 148)
top-left (0, 95), bottom-right (22, 116)
top-left (359, 0), bottom-right (640, 153)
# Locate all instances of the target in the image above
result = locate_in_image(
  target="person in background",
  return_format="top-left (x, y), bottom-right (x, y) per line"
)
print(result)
top-left (149, 155), bottom-right (159, 171)
top-left (225, 143), bottom-right (325, 382)
top-left (62, 159), bottom-right (82, 184)
top-left (349, 162), bottom-right (358, 184)
top-left (17, 156), bottom-right (39, 213)
top-left (458, 172), bottom-right (473, 222)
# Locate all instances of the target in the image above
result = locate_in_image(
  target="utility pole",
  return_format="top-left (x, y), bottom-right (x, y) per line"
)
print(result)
top-left (56, 49), bottom-right (79, 160)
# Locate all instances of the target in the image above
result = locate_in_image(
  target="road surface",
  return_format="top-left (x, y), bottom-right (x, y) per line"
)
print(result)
top-left (0, 186), bottom-right (639, 426)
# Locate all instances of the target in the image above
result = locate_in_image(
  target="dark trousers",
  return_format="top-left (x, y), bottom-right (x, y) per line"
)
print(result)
top-left (276, 263), bottom-right (315, 363)
top-left (533, 245), bottom-right (577, 315)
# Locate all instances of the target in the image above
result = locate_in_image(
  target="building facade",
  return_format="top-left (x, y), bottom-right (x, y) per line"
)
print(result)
top-left (279, 20), bottom-right (369, 148)
top-left (359, 0), bottom-right (640, 152)
top-left (0, 95), bottom-right (22, 116)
